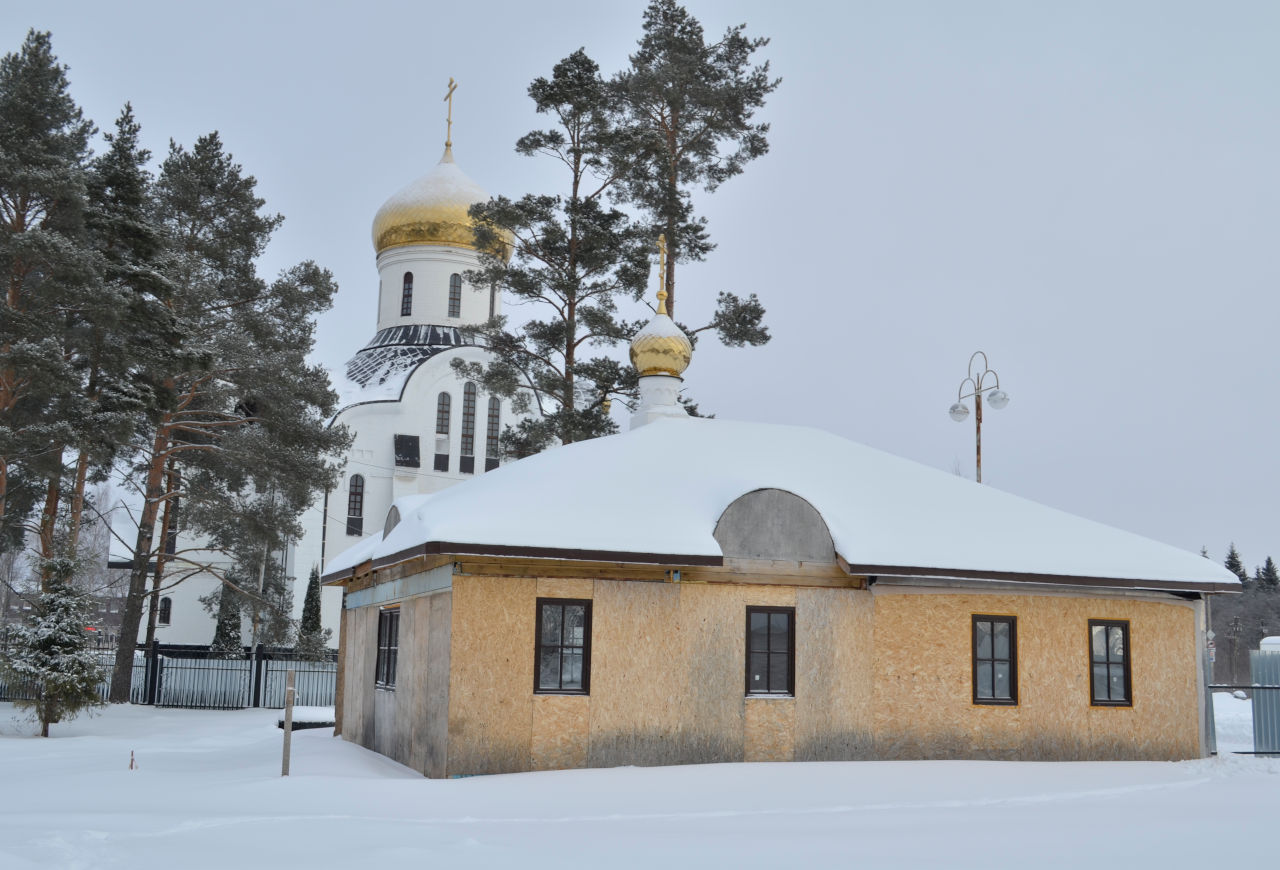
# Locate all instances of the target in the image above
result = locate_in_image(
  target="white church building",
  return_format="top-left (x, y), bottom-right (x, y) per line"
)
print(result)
top-left (140, 131), bottom-right (517, 646)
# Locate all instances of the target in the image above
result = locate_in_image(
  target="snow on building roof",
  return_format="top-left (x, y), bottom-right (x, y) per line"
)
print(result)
top-left (324, 416), bottom-right (1238, 591)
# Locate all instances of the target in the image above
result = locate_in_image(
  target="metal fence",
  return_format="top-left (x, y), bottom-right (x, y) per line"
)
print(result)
top-left (1209, 647), bottom-right (1280, 756)
top-left (0, 643), bottom-right (336, 711)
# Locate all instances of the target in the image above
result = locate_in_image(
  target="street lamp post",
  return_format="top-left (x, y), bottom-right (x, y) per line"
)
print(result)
top-left (948, 351), bottom-right (1010, 483)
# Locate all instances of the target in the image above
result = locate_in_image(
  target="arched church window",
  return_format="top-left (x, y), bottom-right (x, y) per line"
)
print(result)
top-left (436, 392), bottom-right (451, 435)
top-left (448, 273), bottom-right (462, 318)
top-left (346, 474), bottom-right (365, 536)
top-left (485, 397), bottom-right (501, 471)
top-left (401, 272), bottom-right (413, 317)
top-left (158, 596), bottom-right (172, 626)
top-left (460, 382), bottom-right (477, 473)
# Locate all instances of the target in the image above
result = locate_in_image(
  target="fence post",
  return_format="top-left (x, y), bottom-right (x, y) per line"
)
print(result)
top-left (281, 669), bottom-right (296, 776)
top-left (144, 639), bottom-right (160, 705)
top-left (251, 644), bottom-right (264, 708)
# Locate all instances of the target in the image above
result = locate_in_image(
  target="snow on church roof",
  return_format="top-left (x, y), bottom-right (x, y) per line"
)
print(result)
top-left (335, 324), bottom-right (469, 411)
top-left (324, 416), bottom-right (1237, 592)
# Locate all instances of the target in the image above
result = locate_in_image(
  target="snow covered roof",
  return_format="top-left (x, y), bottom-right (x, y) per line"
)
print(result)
top-left (335, 324), bottom-right (469, 411)
top-left (324, 416), bottom-right (1238, 592)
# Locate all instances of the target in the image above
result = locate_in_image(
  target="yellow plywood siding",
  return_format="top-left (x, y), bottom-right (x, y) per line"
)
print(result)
top-left (447, 575), bottom-right (536, 775)
top-left (794, 586), bottom-right (875, 760)
top-left (744, 698), bottom-right (795, 762)
top-left (870, 590), bottom-right (1200, 760)
top-left (530, 694), bottom-right (590, 770)
top-left (420, 570), bottom-right (1202, 776)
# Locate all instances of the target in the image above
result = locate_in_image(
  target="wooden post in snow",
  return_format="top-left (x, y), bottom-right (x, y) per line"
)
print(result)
top-left (281, 669), bottom-right (296, 776)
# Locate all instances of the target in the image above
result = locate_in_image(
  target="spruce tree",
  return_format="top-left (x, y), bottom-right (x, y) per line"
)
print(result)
top-left (611, 0), bottom-right (777, 336)
top-left (208, 584), bottom-right (243, 657)
top-left (1225, 543), bottom-right (1248, 585)
top-left (1, 550), bottom-right (105, 736)
top-left (295, 566), bottom-right (330, 660)
top-left (1257, 557), bottom-right (1279, 592)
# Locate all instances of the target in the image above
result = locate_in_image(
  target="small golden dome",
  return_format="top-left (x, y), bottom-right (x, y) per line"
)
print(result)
top-left (630, 290), bottom-right (692, 378)
top-left (370, 146), bottom-right (510, 258)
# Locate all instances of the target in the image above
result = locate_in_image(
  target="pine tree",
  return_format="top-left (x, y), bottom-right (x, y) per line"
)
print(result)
top-left (1225, 543), bottom-right (1248, 585)
top-left (611, 0), bottom-right (777, 337)
top-left (294, 566), bottom-right (330, 660)
top-left (108, 134), bottom-right (349, 701)
top-left (0, 551), bottom-right (105, 736)
top-left (0, 31), bottom-right (98, 561)
top-left (461, 50), bottom-right (650, 455)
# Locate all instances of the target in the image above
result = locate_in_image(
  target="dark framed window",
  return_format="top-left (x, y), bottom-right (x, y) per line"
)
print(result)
top-left (401, 272), bottom-right (413, 316)
top-left (535, 598), bottom-right (591, 694)
top-left (485, 397), bottom-right (500, 470)
top-left (393, 433), bottom-right (420, 468)
top-left (448, 273), bottom-right (462, 317)
top-left (972, 615), bottom-right (1017, 705)
top-left (436, 392), bottom-right (451, 435)
top-left (460, 382), bottom-right (476, 469)
top-left (375, 607), bottom-right (399, 689)
top-left (346, 474), bottom-right (364, 536)
top-left (746, 607), bottom-right (794, 696)
top-left (158, 596), bottom-right (172, 626)
top-left (1089, 619), bottom-right (1131, 706)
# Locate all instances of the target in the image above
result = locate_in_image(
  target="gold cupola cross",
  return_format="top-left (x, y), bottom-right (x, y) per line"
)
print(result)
top-left (443, 77), bottom-right (458, 148)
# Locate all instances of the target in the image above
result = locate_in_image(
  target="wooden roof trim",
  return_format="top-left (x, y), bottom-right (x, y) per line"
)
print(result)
top-left (370, 540), bottom-right (724, 571)
top-left (836, 555), bottom-right (1239, 595)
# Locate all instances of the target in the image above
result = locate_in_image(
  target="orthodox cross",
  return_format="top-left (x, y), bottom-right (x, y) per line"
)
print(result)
top-left (443, 77), bottom-right (458, 148)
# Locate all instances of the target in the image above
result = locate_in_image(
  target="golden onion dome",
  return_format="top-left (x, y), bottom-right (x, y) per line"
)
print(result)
top-left (630, 290), bottom-right (693, 378)
top-left (370, 146), bottom-right (510, 259)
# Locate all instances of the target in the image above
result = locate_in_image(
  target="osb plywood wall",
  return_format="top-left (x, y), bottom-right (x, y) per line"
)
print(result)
top-left (340, 591), bottom-right (452, 777)
top-left (870, 590), bottom-right (1200, 761)
top-left (351, 571), bottom-right (1202, 777)
top-left (446, 575), bottom-right (877, 776)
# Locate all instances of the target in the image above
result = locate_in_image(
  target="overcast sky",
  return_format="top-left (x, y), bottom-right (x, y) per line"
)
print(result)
top-left (6, 1), bottom-right (1278, 572)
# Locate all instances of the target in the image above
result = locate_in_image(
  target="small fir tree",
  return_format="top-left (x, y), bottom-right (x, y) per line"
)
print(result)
top-left (1, 553), bottom-right (105, 736)
top-left (207, 585), bottom-right (243, 657)
top-left (294, 566), bottom-right (330, 660)
top-left (1256, 557), bottom-right (1279, 591)
top-left (1225, 543), bottom-right (1249, 585)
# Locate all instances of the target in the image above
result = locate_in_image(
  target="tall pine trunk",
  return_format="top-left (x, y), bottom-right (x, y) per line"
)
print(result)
top-left (108, 423), bottom-right (169, 703)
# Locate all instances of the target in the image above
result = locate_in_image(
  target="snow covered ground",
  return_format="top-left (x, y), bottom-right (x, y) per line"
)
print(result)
top-left (0, 695), bottom-right (1273, 870)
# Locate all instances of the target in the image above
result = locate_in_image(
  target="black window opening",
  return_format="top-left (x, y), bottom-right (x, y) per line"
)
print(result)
top-left (746, 606), bottom-right (794, 696)
top-left (972, 615), bottom-right (1017, 705)
top-left (460, 382), bottom-right (476, 473)
top-left (434, 392), bottom-right (451, 471)
top-left (535, 598), bottom-right (591, 694)
top-left (394, 433), bottom-right (420, 468)
top-left (157, 596), bottom-right (172, 626)
top-left (1089, 620), bottom-right (1131, 706)
top-left (401, 272), bottom-right (413, 317)
top-left (346, 474), bottom-right (364, 536)
top-left (448, 273), bottom-right (462, 318)
top-left (485, 396), bottom-right (500, 471)
top-left (376, 607), bottom-right (399, 689)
